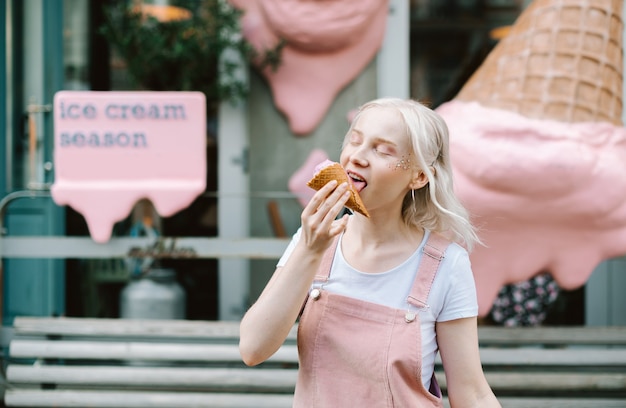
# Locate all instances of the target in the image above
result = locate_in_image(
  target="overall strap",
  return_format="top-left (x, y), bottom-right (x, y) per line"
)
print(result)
top-left (407, 232), bottom-right (451, 309)
top-left (314, 235), bottom-right (341, 282)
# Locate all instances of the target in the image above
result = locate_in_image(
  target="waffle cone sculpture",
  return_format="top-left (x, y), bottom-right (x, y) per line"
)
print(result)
top-left (435, 0), bottom-right (626, 316)
top-left (307, 162), bottom-right (370, 217)
top-left (457, 0), bottom-right (624, 126)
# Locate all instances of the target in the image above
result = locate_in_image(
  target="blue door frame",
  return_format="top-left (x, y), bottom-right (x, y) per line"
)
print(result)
top-left (1, 0), bottom-right (7, 198)
top-left (2, 0), bottom-right (66, 326)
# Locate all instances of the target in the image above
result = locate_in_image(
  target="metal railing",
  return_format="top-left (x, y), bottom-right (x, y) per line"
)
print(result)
top-left (0, 189), bottom-right (294, 324)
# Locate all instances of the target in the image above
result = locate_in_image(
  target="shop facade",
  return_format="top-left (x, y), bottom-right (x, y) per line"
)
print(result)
top-left (1, 0), bottom-right (625, 327)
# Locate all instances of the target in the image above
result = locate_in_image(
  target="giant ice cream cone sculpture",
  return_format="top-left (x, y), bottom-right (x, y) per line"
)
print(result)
top-left (457, 0), bottom-right (623, 126)
top-left (436, 0), bottom-right (626, 315)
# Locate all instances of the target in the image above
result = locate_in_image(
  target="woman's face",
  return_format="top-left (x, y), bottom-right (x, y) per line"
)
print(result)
top-left (340, 106), bottom-right (417, 215)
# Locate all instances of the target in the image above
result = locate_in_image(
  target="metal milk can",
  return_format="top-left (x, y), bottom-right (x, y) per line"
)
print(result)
top-left (120, 268), bottom-right (186, 319)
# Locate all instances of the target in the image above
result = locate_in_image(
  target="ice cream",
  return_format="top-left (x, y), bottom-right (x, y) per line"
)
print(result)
top-left (435, 0), bottom-right (626, 315)
top-left (307, 160), bottom-right (370, 218)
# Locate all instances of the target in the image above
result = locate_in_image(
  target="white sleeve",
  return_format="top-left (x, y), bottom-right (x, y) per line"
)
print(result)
top-left (276, 227), bottom-right (302, 267)
top-left (434, 247), bottom-right (479, 322)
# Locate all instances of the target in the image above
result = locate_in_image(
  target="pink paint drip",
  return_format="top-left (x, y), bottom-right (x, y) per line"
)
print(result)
top-left (228, 0), bottom-right (389, 136)
top-left (51, 91), bottom-right (207, 243)
top-left (437, 100), bottom-right (626, 315)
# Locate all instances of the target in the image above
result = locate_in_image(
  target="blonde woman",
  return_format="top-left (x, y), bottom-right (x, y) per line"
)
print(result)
top-left (240, 98), bottom-right (501, 408)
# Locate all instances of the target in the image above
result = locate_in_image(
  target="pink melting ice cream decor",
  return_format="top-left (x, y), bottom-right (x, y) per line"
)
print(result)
top-left (51, 91), bottom-right (207, 243)
top-left (438, 102), bottom-right (626, 315)
top-left (228, 0), bottom-right (389, 136)
top-left (436, 0), bottom-right (626, 315)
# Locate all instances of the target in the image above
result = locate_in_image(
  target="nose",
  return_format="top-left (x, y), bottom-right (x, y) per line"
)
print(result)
top-left (348, 145), bottom-right (368, 167)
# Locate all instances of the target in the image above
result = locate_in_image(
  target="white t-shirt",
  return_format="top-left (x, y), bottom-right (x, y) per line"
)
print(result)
top-left (277, 227), bottom-right (479, 389)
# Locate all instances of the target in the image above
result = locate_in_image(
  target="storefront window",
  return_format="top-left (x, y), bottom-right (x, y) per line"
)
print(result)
top-left (63, 0), bottom-right (90, 90)
top-left (60, 0), bottom-right (220, 320)
top-left (409, 0), bottom-right (522, 107)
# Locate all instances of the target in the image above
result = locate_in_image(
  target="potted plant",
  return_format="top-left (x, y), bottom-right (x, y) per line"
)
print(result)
top-left (99, 0), bottom-right (282, 116)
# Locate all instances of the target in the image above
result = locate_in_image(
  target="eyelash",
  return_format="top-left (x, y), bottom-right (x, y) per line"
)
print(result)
top-left (375, 147), bottom-right (391, 156)
top-left (348, 137), bottom-right (394, 157)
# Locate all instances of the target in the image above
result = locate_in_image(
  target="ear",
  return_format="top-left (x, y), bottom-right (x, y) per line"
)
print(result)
top-left (409, 169), bottom-right (429, 190)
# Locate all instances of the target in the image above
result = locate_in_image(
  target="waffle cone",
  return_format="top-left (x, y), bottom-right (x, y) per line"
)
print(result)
top-left (456, 0), bottom-right (624, 126)
top-left (307, 163), bottom-right (370, 217)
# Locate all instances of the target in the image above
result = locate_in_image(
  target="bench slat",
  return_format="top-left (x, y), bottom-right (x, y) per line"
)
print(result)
top-left (12, 317), bottom-right (254, 341)
top-left (484, 372), bottom-right (626, 392)
top-left (9, 365), bottom-right (626, 394)
top-left (15, 317), bottom-right (626, 346)
top-left (5, 390), bottom-right (626, 408)
top-left (11, 317), bottom-right (298, 342)
top-left (11, 339), bottom-right (626, 367)
top-left (5, 390), bottom-right (294, 408)
top-left (7, 366), bottom-right (297, 392)
top-left (492, 398), bottom-right (626, 408)
top-left (478, 326), bottom-right (626, 346)
top-left (478, 348), bottom-right (626, 367)
top-left (9, 340), bottom-right (298, 364)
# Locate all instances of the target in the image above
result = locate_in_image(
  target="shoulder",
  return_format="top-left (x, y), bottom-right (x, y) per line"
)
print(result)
top-left (434, 241), bottom-right (473, 291)
top-left (442, 241), bottom-right (471, 269)
top-left (430, 240), bottom-right (478, 321)
top-left (425, 231), bottom-right (469, 270)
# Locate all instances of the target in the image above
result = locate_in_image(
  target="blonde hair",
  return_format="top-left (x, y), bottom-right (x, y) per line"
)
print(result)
top-left (349, 98), bottom-right (481, 251)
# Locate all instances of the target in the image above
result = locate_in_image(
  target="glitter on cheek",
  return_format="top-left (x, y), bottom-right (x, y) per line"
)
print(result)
top-left (390, 155), bottom-right (412, 171)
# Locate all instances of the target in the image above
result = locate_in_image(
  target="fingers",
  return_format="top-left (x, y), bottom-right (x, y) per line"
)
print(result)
top-left (328, 191), bottom-right (350, 223)
top-left (303, 181), bottom-right (349, 219)
top-left (301, 181), bottom-right (350, 239)
top-left (329, 214), bottom-right (349, 236)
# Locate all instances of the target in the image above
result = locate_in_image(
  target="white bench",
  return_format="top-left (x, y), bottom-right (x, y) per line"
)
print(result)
top-left (3, 317), bottom-right (626, 408)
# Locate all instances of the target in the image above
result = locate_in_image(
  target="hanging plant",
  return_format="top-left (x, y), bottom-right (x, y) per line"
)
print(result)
top-left (99, 0), bottom-right (283, 115)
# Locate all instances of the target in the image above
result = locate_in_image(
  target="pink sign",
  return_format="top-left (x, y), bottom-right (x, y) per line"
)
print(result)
top-left (51, 91), bottom-right (207, 243)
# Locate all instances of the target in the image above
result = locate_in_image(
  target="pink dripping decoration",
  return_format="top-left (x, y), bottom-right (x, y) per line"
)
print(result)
top-left (437, 101), bottom-right (626, 315)
top-left (436, 0), bottom-right (626, 315)
top-left (228, 0), bottom-right (390, 136)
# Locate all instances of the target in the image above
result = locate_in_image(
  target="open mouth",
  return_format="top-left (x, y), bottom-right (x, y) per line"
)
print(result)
top-left (347, 171), bottom-right (367, 192)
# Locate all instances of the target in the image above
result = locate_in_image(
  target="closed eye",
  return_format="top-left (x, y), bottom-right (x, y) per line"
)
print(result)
top-left (346, 132), bottom-right (363, 147)
top-left (374, 144), bottom-right (396, 156)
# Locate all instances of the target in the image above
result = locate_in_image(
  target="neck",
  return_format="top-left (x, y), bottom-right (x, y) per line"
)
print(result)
top-left (345, 211), bottom-right (423, 250)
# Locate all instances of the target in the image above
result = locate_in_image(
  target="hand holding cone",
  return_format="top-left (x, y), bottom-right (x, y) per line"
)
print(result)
top-left (307, 162), bottom-right (370, 218)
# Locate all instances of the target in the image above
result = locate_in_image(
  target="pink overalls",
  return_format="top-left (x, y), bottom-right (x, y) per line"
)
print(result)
top-left (293, 233), bottom-right (449, 407)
